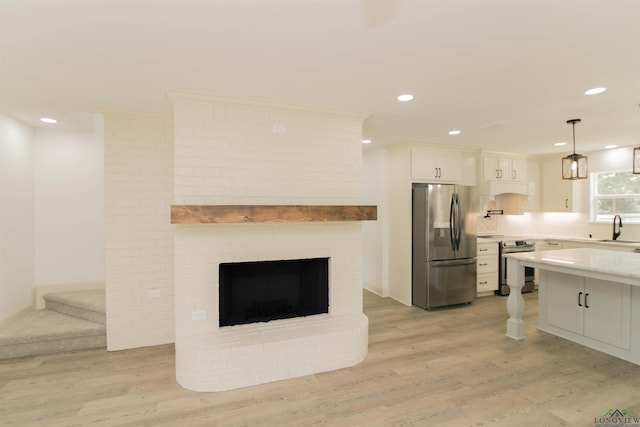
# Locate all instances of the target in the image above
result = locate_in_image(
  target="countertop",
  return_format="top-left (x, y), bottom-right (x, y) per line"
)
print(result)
top-left (505, 247), bottom-right (640, 284)
top-left (478, 234), bottom-right (640, 249)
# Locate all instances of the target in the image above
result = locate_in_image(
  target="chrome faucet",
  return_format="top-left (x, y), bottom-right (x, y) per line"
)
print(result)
top-left (612, 214), bottom-right (623, 240)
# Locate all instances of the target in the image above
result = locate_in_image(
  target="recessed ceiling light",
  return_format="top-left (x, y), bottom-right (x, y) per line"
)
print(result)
top-left (554, 142), bottom-right (567, 146)
top-left (605, 145), bottom-right (617, 149)
top-left (40, 117), bottom-right (57, 124)
top-left (585, 87), bottom-right (606, 95)
top-left (362, 139), bottom-right (372, 144)
top-left (448, 130), bottom-right (461, 135)
top-left (397, 94), bottom-right (414, 102)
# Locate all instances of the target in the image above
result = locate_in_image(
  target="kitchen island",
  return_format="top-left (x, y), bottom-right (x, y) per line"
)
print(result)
top-left (505, 247), bottom-right (640, 365)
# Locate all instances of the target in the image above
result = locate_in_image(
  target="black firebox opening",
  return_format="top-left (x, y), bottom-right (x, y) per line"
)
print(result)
top-left (219, 257), bottom-right (329, 327)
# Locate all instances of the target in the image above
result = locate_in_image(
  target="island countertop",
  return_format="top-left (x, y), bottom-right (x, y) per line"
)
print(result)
top-left (505, 247), bottom-right (640, 286)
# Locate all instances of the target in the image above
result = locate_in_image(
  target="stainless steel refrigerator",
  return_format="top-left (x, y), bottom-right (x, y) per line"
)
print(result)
top-left (412, 183), bottom-right (477, 309)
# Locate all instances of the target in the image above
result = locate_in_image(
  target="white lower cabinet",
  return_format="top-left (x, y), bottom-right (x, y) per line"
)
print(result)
top-left (541, 270), bottom-right (631, 350)
top-left (477, 241), bottom-right (499, 294)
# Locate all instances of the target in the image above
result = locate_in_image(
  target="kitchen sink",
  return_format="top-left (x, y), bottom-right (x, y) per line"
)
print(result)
top-left (600, 239), bottom-right (640, 244)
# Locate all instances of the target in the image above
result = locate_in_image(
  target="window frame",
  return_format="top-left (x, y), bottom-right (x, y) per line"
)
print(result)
top-left (590, 169), bottom-right (640, 224)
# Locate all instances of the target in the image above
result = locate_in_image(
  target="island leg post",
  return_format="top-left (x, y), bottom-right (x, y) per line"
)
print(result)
top-left (505, 257), bottom-right (526, 340)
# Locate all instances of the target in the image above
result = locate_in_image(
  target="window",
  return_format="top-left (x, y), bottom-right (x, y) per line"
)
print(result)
top-left (590, 170), bottom-right (640, 223)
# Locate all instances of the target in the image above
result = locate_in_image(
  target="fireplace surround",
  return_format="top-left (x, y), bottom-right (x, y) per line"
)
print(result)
top-left (174, 222), bottom-right (370, 392)
top-left (169, 92), bottom-right (372, 392)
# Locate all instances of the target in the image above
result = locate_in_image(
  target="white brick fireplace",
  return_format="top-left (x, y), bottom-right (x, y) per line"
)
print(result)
top-left (169, 93), bottom-right (370, 392)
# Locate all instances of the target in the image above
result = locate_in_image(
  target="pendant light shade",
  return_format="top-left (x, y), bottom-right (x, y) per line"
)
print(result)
top-left (562, 118), bottom-right (588, 180)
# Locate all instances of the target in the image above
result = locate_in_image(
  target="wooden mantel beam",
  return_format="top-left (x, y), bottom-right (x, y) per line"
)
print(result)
top-left (171, 205), bottom-right (377, 224)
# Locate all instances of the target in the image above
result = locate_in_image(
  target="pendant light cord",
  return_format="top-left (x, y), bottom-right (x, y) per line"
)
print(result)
top-left (566, 118), bottom-right (581, 155)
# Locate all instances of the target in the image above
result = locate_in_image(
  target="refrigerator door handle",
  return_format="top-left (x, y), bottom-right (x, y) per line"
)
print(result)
top-left (449, 194), bottom-right (456, 251)
top-left (429, 258), bottom-right (476, 267)
top-left (455, 193), bottom-right (462, 251)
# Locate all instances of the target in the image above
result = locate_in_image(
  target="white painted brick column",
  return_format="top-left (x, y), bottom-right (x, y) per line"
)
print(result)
top-left (103, 111), bottom-right (175, 350)
top-left (168, 93), bottom-right (370, 391)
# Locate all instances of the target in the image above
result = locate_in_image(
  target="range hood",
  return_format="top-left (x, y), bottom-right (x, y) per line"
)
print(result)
top-left (479, 181), bottom-right (533, 215)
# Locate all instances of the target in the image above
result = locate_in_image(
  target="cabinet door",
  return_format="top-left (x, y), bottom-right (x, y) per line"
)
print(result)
top-left (482, 156), bottom-right (500, 181)
top-left (542, 270), bottom-right (583, 334)
top-left (511, 158), bottom-right (525, 182)
top-left (411, 149), bottom-right (462, 182)
top-left (542, 158), bottom-right (573, 211)
top-left (498, 157), bottom-right (512, 181)
top-left (483, 155), bottom-right (525, 182)
top-left (583, 278), bottom-right (631, 349)
top-left (438, 151), bottom-right (463, 182)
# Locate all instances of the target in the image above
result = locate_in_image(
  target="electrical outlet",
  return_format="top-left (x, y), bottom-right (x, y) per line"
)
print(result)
top-left (272, 124), bottom-right (287, 134)
top-left (147, 288), bottom-right (161, 298)
top-left (191, 310), bottom-right (207, 320)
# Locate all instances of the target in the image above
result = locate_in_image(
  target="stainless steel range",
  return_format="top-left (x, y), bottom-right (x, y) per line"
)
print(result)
top-left (497, 239), bottom-right (535, 296)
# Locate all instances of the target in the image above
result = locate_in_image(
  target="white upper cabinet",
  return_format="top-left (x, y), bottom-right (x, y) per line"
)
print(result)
top-left (542, 157), bottom-right (574, 212)
top-left (482, 154), bottom-right (526, 182)
top-left (411, 148), bottom-right (462, 183)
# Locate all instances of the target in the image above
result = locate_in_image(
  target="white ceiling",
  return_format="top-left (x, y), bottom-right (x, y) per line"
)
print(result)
top-left (1, 0), bottom-right (639, 155)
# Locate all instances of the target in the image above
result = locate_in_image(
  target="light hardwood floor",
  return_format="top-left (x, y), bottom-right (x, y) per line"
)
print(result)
top-left (2, 291), bottom-right (640, 426)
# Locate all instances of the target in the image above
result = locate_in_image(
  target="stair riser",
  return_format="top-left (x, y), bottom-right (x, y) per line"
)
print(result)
top-left (45, 300), bottom-right (106, 325)
top-left (0, 335), bottom-right (106, 360)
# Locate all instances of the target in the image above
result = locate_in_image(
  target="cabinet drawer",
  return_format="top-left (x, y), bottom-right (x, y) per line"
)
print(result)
top-left (477, 256), bottom-right (498, 274)
top-left (477, 273), bottom-right (498, 292)
top-left (477, 242), bottom-right (498, 255)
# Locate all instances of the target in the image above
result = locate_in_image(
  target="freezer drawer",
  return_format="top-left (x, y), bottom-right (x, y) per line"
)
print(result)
top-left (413, 258), bottom-right (477, 310)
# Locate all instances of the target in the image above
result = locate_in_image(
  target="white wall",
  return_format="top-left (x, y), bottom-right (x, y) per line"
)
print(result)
top-left (362, 148), bottom-right (388, 296)
top-left (386, 144), bottom-right (412, 305)
top-left (34, 122), bottom-right (105, 287)
top-left (104, 111), bottom-right (174, 351)
top-left (0, 113), bottom-right (35, 321)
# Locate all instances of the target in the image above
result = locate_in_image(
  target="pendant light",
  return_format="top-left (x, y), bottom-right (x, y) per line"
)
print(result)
top-left (562, 118), bottom-right (588, 180)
